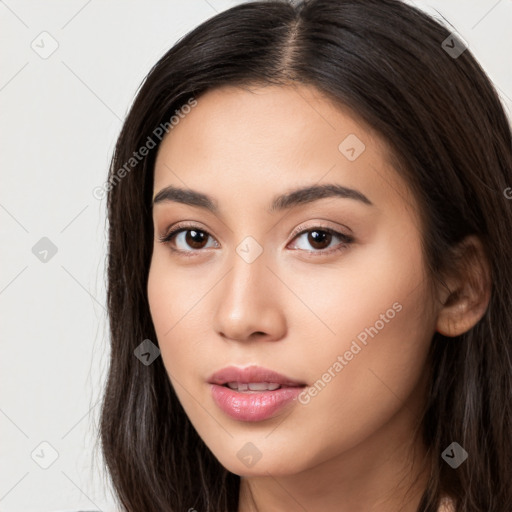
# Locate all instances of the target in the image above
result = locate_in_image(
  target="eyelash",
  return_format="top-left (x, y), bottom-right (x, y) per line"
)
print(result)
top-left (157, 222), bottom-right (354, 258)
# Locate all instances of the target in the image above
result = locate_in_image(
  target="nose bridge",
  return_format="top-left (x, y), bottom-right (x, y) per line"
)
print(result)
top-left (222, 239), bottom-right (270, 314)
top-left (213, 237), bottom-right (284, 341)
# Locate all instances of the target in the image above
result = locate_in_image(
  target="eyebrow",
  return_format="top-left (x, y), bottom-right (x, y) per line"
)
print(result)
top-left (152, 183), bottom-right (373, 213)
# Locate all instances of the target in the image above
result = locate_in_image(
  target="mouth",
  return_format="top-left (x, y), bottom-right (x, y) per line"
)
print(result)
top-left (222, 382), bottom-right (286, 392)
top-left (207, 365), bottom-right (307, 388)
top-left (208, 365), bottom-right (307, 422)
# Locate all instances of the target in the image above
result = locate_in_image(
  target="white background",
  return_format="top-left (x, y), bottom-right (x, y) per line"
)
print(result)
top-left (1, 1), bottom-right (511, 511)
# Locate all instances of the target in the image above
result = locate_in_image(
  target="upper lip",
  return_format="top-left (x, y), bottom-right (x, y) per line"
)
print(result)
top-left (208, 365), bottom-right (306, 387)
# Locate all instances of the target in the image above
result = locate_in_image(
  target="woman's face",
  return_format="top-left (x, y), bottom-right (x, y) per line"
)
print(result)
top-left (147, 83), bottom-right (439, 478)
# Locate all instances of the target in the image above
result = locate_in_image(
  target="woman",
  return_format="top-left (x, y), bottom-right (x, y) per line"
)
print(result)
top-left (98, 0), bottom-right (512, 510)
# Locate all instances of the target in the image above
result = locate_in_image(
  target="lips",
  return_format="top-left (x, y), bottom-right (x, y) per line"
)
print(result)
top-left (208, 365), bottom-right (306, 388)
top-left (208, 365), bottom-right (307, 422)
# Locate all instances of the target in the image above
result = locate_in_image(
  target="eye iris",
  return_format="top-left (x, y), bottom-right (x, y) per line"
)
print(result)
top-left (186, 229), bottom-right (208, 249)
top-left (308, 230), bottom-right (331, 250)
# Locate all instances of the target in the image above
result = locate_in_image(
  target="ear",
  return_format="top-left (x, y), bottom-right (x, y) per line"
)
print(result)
top-left (435, 235), bottom-right (491, 337)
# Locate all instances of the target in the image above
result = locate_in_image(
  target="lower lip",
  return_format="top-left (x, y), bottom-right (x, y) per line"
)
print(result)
top-left (210, 384), bottom-right (304, 422)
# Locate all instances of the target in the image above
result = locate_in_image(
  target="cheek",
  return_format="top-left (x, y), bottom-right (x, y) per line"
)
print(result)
top-left (147, 252), bottom-right (216, 383)
top-left (147, 257), bottom-right (173, 343)
top-left (286, 237), bottom-right (433, 446)
top-left (295, 281), bottom-right (432, 461)
top-left (283, 223), bottom-right (429, 355)
top-left (147, 255), bottom-right (188, 372)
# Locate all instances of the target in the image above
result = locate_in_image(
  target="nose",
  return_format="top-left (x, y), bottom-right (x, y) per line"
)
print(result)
top-left (213, 249), bottom-right (287, 343)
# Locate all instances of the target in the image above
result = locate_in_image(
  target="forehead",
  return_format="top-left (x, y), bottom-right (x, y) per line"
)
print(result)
top-left (152, 83), bottom-right (416, 220)
top-left (155, 83), bottom-right (388, 166)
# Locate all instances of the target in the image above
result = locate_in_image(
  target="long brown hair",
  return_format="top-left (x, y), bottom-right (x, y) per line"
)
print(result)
top-left (98, 1), bottom-right (512, 510)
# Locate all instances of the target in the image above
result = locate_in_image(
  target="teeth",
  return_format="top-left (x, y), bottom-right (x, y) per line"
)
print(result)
top-left (249, 382), bottom-right (281, 391)
top-left (226, 382), bottom-right (281, 391)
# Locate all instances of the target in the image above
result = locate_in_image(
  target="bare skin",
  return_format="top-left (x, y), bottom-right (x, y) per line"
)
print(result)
top-left (147, 84), bottom-right (489, 512)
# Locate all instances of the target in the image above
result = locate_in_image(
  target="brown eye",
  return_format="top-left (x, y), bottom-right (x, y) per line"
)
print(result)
top-left (184, 229), bottom-right (208, 249)
top-left (307, 230), bottom-right (332, 250)
top-left (158, 226), bottom-right (218, 253)
top-left (289, 226), bottom-right (353, 255)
